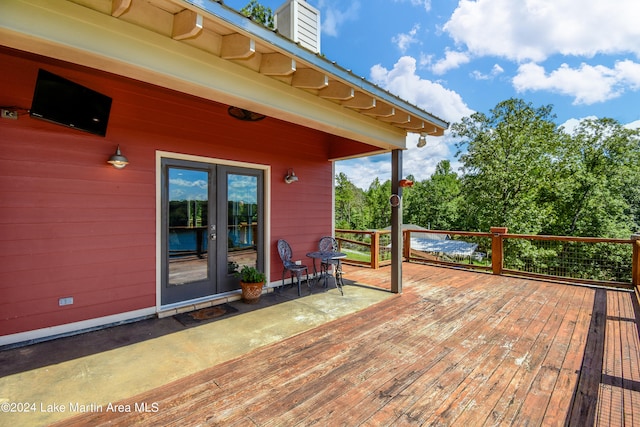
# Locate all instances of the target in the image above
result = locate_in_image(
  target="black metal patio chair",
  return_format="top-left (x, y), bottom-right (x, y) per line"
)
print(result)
top-left (277, 239), bottom-right (309, 296)
top-left (318, 236), bottom-right (340, 275)
top-left (318, 236), bottom-right (344, 293)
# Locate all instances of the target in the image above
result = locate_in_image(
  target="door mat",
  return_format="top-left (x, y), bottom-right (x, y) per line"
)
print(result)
top-left (174, 304), bottom-right (239, 326)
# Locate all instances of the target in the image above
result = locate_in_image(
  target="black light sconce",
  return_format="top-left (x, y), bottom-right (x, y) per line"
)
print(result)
top-left (284, 168), bottom-right (298, 184)
top-left (107, 145), bottom-right (129, 169)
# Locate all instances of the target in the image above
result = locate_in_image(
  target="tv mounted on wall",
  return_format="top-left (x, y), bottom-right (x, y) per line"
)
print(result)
top-left (30, 69), bottom-right (112, 137)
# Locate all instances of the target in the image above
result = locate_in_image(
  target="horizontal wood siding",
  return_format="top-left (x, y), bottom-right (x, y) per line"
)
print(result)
top-left (0, 47), bottom-right (339, 336)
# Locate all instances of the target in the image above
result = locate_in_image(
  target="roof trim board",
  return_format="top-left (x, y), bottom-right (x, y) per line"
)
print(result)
top-left (180, 0), bottom-right (449, 132)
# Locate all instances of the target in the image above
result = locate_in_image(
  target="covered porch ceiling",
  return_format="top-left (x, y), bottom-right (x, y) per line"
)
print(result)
top-left (0, 0), bottom-right (449, 158)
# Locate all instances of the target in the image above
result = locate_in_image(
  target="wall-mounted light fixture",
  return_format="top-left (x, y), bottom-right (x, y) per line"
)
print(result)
top-left (284, 168), bottom-right (298, 184)
top-left (107, 145), bottom-right (129, 169)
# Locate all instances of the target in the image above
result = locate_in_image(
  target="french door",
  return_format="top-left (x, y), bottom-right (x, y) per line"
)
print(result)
top-left (161, 158), bottom-right (264, 305)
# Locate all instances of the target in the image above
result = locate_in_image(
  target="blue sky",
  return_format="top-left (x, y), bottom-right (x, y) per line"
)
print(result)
top-left (169, 169), bottom-right (257, 203)
top-left (224, 0), bottom-right (640, 188)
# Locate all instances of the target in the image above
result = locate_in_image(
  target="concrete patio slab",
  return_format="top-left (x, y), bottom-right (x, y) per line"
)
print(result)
top-left (0, 283), bottom-right (391, 426)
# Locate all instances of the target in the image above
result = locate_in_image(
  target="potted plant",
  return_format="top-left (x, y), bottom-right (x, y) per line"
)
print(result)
top-left (236, 265), bottom-right (266, 304)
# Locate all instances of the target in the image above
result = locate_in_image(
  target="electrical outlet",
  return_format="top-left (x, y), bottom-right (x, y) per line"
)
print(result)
top-left (1, 109), bottom-right (18, 120)
top-left (59, 297), bottom-right (74, 306)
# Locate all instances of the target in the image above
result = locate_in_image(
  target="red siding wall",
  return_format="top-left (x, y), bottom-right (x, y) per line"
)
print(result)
top-left (0, 48), bottom-right (343, 336)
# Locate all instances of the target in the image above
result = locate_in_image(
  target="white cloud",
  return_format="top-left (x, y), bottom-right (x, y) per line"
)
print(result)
top-left (471, 64), bottom-right (504, 80)
top-left (371, 56), bottom-right (474, 124)
top-left (431, 49), bottom-right (471, 75)
top-left (392, 24), bottom-right (421, 53)
top-left (559, 116), bottom-right (640, 135)
top-left (625, 120), bottom-right (640, 130)
top-left (335, 56), bottom-right (473, 189)
top-left (402, 133), bottom-right (461, 182)
top-left (317, 1), bottom-right (360, 37)
top-left (443, 0), bottom-right (640, 62)
top-left (558, 116), bottom-right (598, 134)
top-left (615, 60), bottom-right (640, 90)
top-left (393, 0), bottom-right (432, 12)
top-left (335, 155), bottom-right (391, 190)
top-left (513, 60), bottom-right (640, 105)
top-left (335, 134), bottom-right (460, 189)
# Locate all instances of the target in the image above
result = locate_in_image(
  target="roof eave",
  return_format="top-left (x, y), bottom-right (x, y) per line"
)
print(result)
top-left (181, 0), bottom-right (449, 132)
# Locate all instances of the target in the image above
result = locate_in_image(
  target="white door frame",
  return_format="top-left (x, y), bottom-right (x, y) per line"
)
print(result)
top-left (155, 151), bottom-right (271, 311)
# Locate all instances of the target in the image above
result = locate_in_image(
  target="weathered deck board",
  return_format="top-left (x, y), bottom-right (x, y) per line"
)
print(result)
top-left (57, 264), bottom-right (640, 426)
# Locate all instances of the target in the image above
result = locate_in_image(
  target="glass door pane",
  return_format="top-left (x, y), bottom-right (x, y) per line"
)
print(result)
top-left (217, 167), bottom-right (263, 293)
top-left (226, 173), bottom-right (258, 272)
top-left (168, 168), bottom-right (210, 285)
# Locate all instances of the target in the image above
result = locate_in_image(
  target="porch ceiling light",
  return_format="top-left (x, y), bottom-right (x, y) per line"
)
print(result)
top-left (417, 134), bottom-right (427, 148)
top-left (284, 168), bottom-right (298, 184)
top-left (228, 106), bottom-right (266, 122)
top-left (417, 127), bottom-right (440, 148)
top-left (107, 145), bottom-right (129, 169)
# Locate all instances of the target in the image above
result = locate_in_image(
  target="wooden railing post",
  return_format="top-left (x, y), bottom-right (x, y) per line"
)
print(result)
top-left (403, 230), bottom-right (411, 262)
top-left (371, 231), bottom-right (380, 269)
top-left (490, 227), bottom-right (508, 275)
top-left (632, 234), bottom-right (640, 300)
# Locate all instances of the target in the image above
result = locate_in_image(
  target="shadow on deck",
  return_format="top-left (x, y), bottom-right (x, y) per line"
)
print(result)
top-left (4, 263), bottom-right (640, 426)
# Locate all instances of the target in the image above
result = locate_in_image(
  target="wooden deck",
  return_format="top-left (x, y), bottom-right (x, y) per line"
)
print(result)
top-left (60, 263), bottom-right (640, 426)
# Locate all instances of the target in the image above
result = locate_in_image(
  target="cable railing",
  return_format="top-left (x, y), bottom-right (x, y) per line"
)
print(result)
top-left (335, 229), bottom-right (392, 268)
top-left (336, 227), bottom-right (640, 290)
top-left (502, 233), bottom-right (633, 286)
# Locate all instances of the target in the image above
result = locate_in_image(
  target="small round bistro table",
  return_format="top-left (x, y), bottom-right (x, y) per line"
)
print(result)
top-left (306, 251), bottom-right (346, 295)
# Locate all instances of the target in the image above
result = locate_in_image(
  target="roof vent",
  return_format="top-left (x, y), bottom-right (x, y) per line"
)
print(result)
top-left (275, 0), bottom-right (321, 53)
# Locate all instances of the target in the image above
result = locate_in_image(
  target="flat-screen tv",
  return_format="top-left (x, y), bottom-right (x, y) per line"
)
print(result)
top-left (30, 69), bottom-right (112, 137)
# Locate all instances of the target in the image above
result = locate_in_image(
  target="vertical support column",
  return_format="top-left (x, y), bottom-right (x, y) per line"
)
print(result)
top-left (391, 149), bottom-right (403, 294)
top-left (490, 226), bottom-right (508, 275)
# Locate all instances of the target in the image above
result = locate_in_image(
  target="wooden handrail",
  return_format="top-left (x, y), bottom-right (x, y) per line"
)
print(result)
top-left (504, 234), bottom-right (632, 244)
top-left (336, 227), bottom-right (638, 290)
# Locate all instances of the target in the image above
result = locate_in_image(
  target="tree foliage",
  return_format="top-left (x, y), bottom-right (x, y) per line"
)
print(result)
top-left (335, 98), bottom-right (640, 239)
top-left (452, 99), bottom-right (563, 234)
top-left (549, 117), bottom-right (640, 237)
top-left (241, 0), bottom-right (275, 29)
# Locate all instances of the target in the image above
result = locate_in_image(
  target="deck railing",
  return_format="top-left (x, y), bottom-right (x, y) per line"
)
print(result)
top-left (336, 227), bottom-right (640, 291)
top-left (334, 229), bottom-right (392, 269)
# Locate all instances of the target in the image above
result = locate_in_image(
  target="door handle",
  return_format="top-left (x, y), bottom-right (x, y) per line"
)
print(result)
top-left (210, 225), bottom-right (216, 241)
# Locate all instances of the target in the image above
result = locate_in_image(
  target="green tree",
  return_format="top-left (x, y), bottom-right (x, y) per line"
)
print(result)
top-left (549, 117), bottom-right (640, 237)
top-left (452, 98), bottom-right (563, 233)
top-left (403, 163), bottom-right (461, 230)
top-left (241, 0), bottom-right (275, 29)
top-left (366, 178), bottom-right (392, 229)
top-left (425, 160), bottom-right (461, 230)
top-left (335, 172), bottom-right (367, 229)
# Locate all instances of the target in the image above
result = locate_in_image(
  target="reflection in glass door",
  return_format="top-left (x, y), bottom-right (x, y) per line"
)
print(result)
top-left (217, 168), bottom-right (263, 293)
top-left (161, 159), bottom-right (264, 305)
top-left (168, 168), bottom-right (210, 285)
top-left (162, 161), bottom-right (216, 305)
